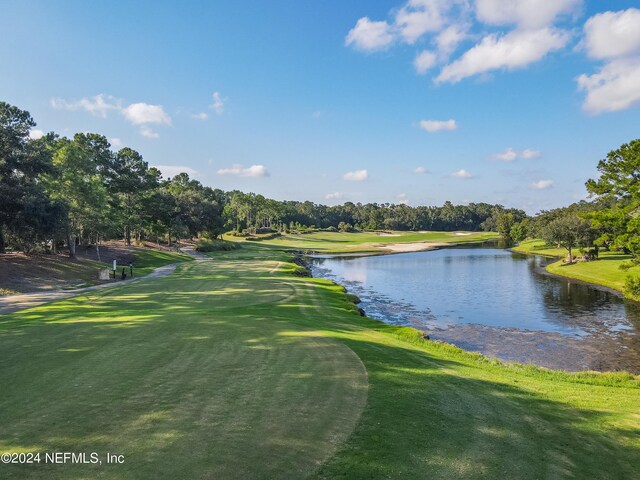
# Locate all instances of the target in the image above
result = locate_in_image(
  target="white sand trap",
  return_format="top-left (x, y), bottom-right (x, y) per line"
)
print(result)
top-left (453, 232), bottom-right (472, 236)
top-left (377, 242), bottom-right (448, 253)
top-left (377, 233), bottom-right (401, 237)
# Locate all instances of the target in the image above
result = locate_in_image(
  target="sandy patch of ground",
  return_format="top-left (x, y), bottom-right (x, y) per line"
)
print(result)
top-left (453, 232), bottom-right (472, 236)
top-left (376, 233), bottom-right (401, 237)
top-left (377, 242), bottom-right (448, 253)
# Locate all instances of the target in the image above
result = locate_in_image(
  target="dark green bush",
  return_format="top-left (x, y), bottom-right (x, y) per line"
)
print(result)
top-left (195, 239), bottom-right (240, 252)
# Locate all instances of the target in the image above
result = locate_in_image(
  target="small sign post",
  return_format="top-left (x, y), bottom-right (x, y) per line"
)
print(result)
top-left (112, 260), bottom-right (117, 280)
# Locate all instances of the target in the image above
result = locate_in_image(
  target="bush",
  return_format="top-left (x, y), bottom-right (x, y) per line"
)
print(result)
top-left (624, 274), bottom-right (640, 298)
top-left (195, 239), bottom-right (240, 252)
top-left (244, 232), bottom-right (282, 242)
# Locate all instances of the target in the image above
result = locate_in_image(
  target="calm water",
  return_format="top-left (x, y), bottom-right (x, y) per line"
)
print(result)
top-left (309, 246), bottom-right (640, 373)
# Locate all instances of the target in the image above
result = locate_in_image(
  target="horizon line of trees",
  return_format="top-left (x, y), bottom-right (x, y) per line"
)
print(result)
top-left (1, 100), bottom-right (528, 257)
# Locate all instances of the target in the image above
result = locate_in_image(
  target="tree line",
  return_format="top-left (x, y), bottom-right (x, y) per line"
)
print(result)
top-left (1, 100), bottom-right (529, 257)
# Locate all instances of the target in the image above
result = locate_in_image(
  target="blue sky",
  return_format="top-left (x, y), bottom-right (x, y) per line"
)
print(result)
top-left (2, 0), bottom-right (640, 213)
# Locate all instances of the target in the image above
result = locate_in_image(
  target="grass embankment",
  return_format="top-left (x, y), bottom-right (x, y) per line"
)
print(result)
top-left (0, 247), bottom-right (192, 294)
top-left (513, 239), bottom-right (640, 295)
top-left (1, 242), bottom-right (638, 479)
top-left (225, 230), bottom-right (498, 253)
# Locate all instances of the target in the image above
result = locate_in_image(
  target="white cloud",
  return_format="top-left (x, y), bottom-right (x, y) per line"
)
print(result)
top-left (395, 0), bottom-right (448, 44)
top-left (452, 169), bottom-right (473, 178)
top-left (521, 149), bottom-right (542, 159)
top-left (532, 179), bottom-right (554, 189)
top-left (122, 103), bottom-right (171, 125)
top-left (436, 24), bottom-right (468, 57)
top-left (475, 0), bottom-right (581, 29)
top-left (139, 126), bottom-right (160, 138)
top-left (155, 165), bottom-right (199, 178)
top-left (29, 129), bottom-right (44, 140)
top-left (325, 192), bottom-right (344, 200)
top-left (414, 50), bottom-right (437, 74)
top-left (396, 192), bottom-right (410, 205)
top-left (583, 8), bottom-right (640, 60)
top-left (345, 17), bottom-right (394, 51)
top-left (578, 9), bottom-right (640, 114)
top-left (437, 28), bottom-right (570, 83)
top-left (191, 112), bottom-right (209, 120)
top-left (578, 58), bottom-right (640, 114)
top-left (312, 111), bottom-right (322, 119)
top-left (419, 119), bottom-right (457, 132)
top-left (343, 170), bottom-right (369, 182)
top-left (413, 166), bottom-right (428, 174)
top-left (210, 92), bottom-right (225, 114)
top-left (110, 137), bottom-right (123, 147)
top-left (494, 148), bottom-right (518, 161)
top-left (217, 164), bottom-right (269, 177)
top-left (50, 94), bottom-right (121, 118)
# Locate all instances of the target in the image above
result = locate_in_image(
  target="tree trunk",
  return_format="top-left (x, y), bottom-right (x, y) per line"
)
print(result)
top-left (0, 226), bottom-right (5, 254)
top-left (96, 233), bottom-right (101, 262)
top-left (67, 233), bottom-right (77, 258)
top-left (568, 246), bottom-right (573, 264)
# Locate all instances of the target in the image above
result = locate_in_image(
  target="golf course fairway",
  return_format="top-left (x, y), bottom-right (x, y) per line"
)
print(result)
top-left (1, 244), bottom-right (639, 479)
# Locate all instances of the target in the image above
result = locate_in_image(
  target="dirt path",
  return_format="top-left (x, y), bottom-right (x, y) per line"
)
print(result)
top-left (0, 261), bottom-right (183, 315)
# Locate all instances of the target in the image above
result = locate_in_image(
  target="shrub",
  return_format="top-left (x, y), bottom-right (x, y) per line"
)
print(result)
top-left (624, 274), bottom-right (640, 298)
top-left (195, 239), bottom-right (240, 252)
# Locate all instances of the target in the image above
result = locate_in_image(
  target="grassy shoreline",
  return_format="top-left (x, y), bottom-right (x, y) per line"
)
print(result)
top-left (512, 239), bottom-right (640, 298)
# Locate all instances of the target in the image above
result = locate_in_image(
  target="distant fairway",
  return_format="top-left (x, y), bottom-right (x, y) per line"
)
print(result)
top-left (1, 243), bottom-right (639, 479)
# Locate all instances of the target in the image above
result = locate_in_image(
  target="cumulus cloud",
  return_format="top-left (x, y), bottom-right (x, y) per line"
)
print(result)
top-left (217, 164), bottom-right (269, 177)
top-left (191, 112), bottom-right (209, 120)
top-left (583, 8), bottom-right (640, 60)
top-left (413, 166), bottom-right (428, 174)
top-left (437, 28), bottom-right (570, 83)
top-left (325, 192), bottom-right (344, 200)
top-left (396, 192), bottom-right (410, 205)
top-left (578, 58), bottom-right (640, 114)
top-left (532, 179), bottom-right (554, 189)
top-left (493, 148), bottom-right (541, 161)
top-left (122, 103), bottom-right (171, 125)
top-left (29, 129), bottom-right (44, 140)
top-left (436, 23), bottom-right (468, 57)
top-left (210, 92), bottom-right (225, 114)
top-left (452, 169), bottom-right (473, 178)
top-left (50, 94), bottom-right (121, 118)
top-left (156, 165), bottom-right (199, 178)
top-left (345, 17), bottom-right (394, 51)
top-left (343, 170), bottom-right (369, 182)
top-left (139, 126), bottom-right (160, 138)
top-left (494, 148), bottom-right (518, 161)
top-left (475, 0), bottom-right (581, 29)
top-left (395, 0), bottom-right (449, 44)
top-left (419, 119), bottom-right (457, 132)
top-left (110, 137), bottom-right (123, 147)
top-left (414, 50), bottom-right (438, 74)
top-left (521, 149), bottom-right (542, 159)
top-left (578, 9), bottom-right (640, 114)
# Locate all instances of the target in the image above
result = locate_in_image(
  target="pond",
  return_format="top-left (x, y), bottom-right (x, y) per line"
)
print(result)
top-left (308, 246), bottom-right (640, 373)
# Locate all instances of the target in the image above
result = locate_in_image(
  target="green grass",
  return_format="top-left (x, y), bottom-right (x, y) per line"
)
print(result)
top-left (117, 248), bottom-right (193, 277)
top-left (546, 252), bottom-right (640, 294)
top-left (225, 230), bottom-right (498, 253)
top-left (513, 239), bottom-right (640, 296)
top-left (512, 239), bottom-right (567, 257)
top-left (1, 243), bottom-right (638, 479)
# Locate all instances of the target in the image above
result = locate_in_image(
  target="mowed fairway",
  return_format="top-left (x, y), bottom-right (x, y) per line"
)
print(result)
top-left (1, 245), bottom-right (639, 479)
top-left (0, 258), bottom-right (368, 479)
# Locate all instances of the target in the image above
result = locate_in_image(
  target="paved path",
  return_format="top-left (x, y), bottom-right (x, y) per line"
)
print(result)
top-left (0, 259), bottom-right (189, 315)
